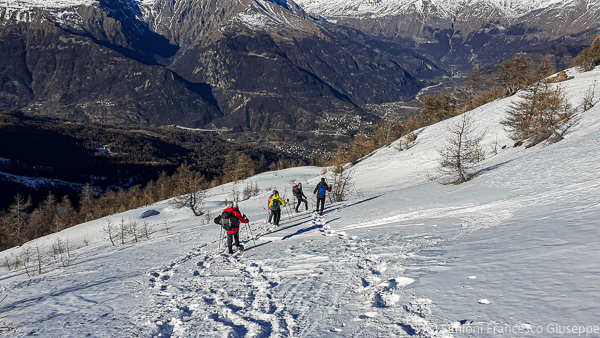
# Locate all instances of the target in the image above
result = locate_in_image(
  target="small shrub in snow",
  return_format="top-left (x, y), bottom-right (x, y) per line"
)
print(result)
top-left (102, 218), bottom-right (117, 246)
top-left (19, 243), bottom-right (47, 277)
top-left (396, 132), bottom-right (417, 151)
top-left (227, 182), bottom-right (241, 204)
top-left (0, 295), bottom-right (19, 334)
top-left (129, 220), bottom-right (139, 243)
top-left (581, 81), bottom-right (598, 112)
top-left (19, 247), bottom-right (33, 277)
top-left (2, 255), bottom-right (21, 272)
top-left (119, 218), bottom-right (128, 245)
top-left (51, 237), bottom-right (76, 268)
top-left (33, 243), bottom-right (47, 276)
top-left (546, 71), bottom-right (574, 83)
top-left (326, 164), bottom-right (355, 203)
top-left (162, 219), bottom-right (172, 234)
top-left (490, 134), bottom-right (500, 155)
top-left (202, 209), bottom-right (214, 226)
top-left (140, 221), bottom-right (154, 239)
top-left (242, 182), bottom-right (260, 200)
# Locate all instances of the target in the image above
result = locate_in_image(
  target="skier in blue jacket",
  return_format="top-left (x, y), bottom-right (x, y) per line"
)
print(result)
top-left (313, 178), bottom-right (331, 216)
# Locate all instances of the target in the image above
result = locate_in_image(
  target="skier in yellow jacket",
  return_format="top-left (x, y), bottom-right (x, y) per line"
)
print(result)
top-left (268, 190), bottom-right (288, 226)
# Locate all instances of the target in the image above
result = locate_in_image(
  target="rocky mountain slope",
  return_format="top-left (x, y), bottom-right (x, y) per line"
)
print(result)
top-left (0, 0), bottom-right (443, 149)
top-left (295, 0), bottom-right (600, 72)
top-left (0, 4), bottom-right (221, 127)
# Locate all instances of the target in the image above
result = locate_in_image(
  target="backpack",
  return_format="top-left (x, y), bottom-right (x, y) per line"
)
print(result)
top-left (268, 195), bottom-right (274, 210)
top-left (219, 210), bottom-right (237, 231)
top-left (292, 184), bottom-right (298, 197)
top-left (318, 184), bottom-right (326, 197)
top-left (270, 196), bottom-right (281, 211)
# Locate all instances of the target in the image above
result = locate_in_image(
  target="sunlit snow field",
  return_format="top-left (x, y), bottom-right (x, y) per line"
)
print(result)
top-left (1, 68), bottom-right (600, 337)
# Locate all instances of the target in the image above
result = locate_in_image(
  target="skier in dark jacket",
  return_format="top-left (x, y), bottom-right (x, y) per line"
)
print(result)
top-left (221, 201), bottom-right (248, 254)
top-left (294, 183), bottom-right (308, 212)
top-left (313, 178), bottom-right (331, 216)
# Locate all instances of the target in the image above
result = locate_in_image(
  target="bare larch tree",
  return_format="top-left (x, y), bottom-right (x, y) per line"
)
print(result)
top-left (432, 114), bottom-right (487, 185)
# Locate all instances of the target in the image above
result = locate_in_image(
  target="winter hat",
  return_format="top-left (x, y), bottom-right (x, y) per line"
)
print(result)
top-left (273, 190), bottom-right (279, 195)
top-left (226, 201), bottom-right (233, 208)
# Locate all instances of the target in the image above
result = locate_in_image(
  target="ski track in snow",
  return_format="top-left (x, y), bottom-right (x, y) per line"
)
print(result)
top-left (139, 211), bottom-right (452, 337)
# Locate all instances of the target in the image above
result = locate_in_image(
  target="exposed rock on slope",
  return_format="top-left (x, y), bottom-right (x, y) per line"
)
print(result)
top-left (0, 17), bottom-right (221, 126)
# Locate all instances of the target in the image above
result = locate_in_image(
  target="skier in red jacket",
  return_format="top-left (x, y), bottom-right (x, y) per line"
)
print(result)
top-left (221, 201), bottom-right (249, 255)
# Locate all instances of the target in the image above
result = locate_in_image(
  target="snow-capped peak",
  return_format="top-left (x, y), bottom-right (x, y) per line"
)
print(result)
top-left (2, 0), bottom-right (156, 10)
top-left (1, 0), bottom-right (157, 24)
top-left (294, 0), bottom-right (574, 19)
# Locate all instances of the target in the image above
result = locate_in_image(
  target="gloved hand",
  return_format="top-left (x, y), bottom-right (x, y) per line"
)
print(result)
top-left (243, 214), bottom-right (249, 222)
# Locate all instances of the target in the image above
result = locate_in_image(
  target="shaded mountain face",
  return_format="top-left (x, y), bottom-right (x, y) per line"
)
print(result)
top-left (0, 11), bottom-right (221, 126)
top-left (0, 0), bottom-right (442, 140)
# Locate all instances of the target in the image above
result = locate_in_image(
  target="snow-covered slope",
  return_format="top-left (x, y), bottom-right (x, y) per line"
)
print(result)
top-left (1, 68), bottom-right (599, 337)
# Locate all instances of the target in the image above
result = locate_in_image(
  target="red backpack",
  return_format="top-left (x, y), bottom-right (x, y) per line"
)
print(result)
top-left (268, 195), bottom-right (274, 210)
top-left (292, 184), bottom-right (298, 197)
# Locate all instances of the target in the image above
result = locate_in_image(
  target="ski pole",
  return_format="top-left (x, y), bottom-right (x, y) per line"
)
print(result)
top-left (246, 222), bottom-right (257, 247)
top-left (262, 204), bottom-right (271, 223)
top-left (281, 190), bottom-right (290, 221)
top-left (218, 227), bottom-right (224, 253)
top-left (284, 201), bottom-right (292, 220)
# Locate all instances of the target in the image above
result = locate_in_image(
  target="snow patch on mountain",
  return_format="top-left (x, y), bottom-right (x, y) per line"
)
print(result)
top-left (233, 0), bottom-right (313, 31)
top-left (235, 0), bottom-right (285, 29)
top-left (2, 0), bottom-right (95, 10)
top-left (1, 0), bottom-right (156, 23)
top-left (294, 0), bottom-right (575, 19)
top-left (2, 0), bottom-right (156, 9)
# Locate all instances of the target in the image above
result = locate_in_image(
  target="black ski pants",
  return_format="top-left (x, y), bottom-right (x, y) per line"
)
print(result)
top-left (295, 198), bottom-right (308, 212)
top-left (316, 197), bottom-right (326, 214)
top-left (270, 209), bottom-right (282, 226)
top-left (227, 230), bottom-right (241, 254)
